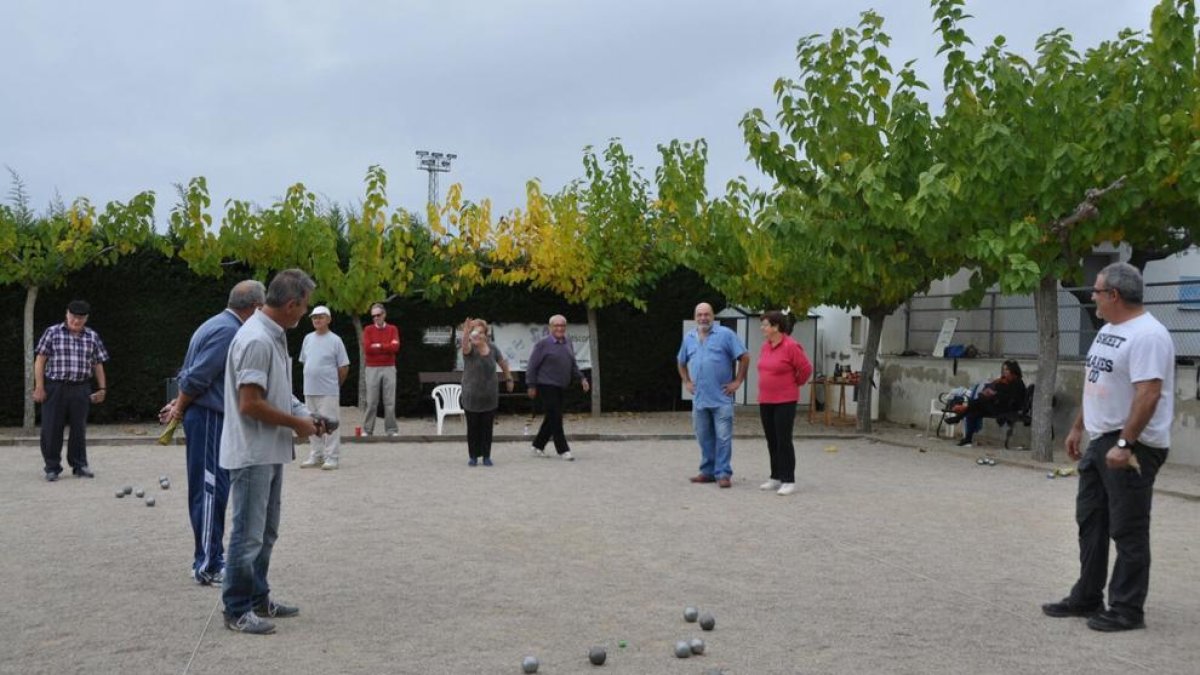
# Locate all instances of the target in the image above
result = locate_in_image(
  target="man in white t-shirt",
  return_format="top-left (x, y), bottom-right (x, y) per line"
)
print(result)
top-left (299, 306), bottom-right (350, 470)
top-left (1042, 262), bottom-right (1174, 632)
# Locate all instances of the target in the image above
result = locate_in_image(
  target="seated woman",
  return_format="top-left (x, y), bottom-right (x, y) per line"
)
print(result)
top-left (949, 360), bottom-right (1025, 447)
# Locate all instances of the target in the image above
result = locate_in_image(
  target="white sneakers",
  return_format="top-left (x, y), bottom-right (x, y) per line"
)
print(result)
top-left (776, 483), bottom-right (797, 496)
top-left (531, 446), bottom-right (547, 458)
top-left (759, 479), bottom-right (782, 491)
top-left (561, 451), bottom-right (574, 461)
top-left (300, 457), bottom-right (323, 469)
top-left (321, 460), bottom-right (339, 471)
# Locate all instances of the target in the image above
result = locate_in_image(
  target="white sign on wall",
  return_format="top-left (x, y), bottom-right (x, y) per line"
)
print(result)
top-left (454, 323), bottom-right (592, 372)
top-left (932, 317), bottom-right (959, 358)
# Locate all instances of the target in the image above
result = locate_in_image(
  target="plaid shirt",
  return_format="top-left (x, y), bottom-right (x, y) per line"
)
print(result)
top-left (36, 323), bottom-right (110, 382)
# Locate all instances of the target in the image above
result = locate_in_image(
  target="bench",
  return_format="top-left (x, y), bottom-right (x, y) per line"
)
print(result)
top-left (417, 371), bottom-right (529, 413)
top-left (947, 383), bottom-right (1052, 449)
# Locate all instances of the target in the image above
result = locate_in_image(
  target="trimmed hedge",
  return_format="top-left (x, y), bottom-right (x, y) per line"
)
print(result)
top-left (0, 251), bottom-right (722, 425)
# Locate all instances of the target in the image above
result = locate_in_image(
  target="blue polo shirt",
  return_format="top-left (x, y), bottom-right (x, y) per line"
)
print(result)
top-left (677, 325), bottom-right (747, 409)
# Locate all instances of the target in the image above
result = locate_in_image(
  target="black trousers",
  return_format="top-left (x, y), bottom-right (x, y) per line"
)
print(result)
top-left (1069, 432), bottom-right (1167, 619)
top-left (759, 402), bottom-right (797, 483)
top-left (40, 380), bottom-right (92, 474)
top-left (465, 410), bottom-right (496, 459)
top-left (533, 385), bottom-right (570, 455)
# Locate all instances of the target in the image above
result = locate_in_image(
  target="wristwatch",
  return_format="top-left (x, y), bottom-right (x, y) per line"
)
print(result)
top-left (1116, 438), bottom-right (1131, 449)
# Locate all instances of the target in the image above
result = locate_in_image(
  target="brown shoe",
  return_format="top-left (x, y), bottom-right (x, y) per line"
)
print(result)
top-left (717, 478), bottom-right (732, 488)
top-left (690, 474), bottom-right (715, 484)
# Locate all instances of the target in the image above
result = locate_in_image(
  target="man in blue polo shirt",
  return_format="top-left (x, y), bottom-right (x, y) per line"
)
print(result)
top-left (677, 302), bottom-right (749, 488)
top-left (33, 300), bottom-right (109, 481)
top-left (159, 280), bottom-right (265, 586)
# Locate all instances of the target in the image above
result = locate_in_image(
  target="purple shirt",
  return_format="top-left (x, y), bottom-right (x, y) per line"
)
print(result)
top-left (36, 323), bottom-right (110, 382)
top-left (526, 335), bottom-right (584, 388)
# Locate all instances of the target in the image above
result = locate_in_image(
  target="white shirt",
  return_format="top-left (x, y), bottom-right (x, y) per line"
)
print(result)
top-left (300, 331), bottom-right (350, 396)
top-left (1083, 312), bottom-right (1175, 448)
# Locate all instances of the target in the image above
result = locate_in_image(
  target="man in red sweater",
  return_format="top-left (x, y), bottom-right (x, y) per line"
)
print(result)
top-left (362, 303), bottom-right (401, 436)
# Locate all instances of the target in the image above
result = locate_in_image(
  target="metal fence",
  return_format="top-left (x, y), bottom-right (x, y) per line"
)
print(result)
top-left (906, 280), bottom-right (1200, 359)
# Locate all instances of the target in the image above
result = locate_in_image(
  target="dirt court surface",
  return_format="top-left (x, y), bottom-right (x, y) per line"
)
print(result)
top-left (3, 422), bottom-right (1198, 674)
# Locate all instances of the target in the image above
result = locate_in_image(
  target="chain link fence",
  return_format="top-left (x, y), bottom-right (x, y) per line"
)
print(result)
top-left (906, 280), bottom-right (1200, 359)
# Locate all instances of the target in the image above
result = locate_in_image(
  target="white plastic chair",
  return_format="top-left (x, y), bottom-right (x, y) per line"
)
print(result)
top-left (432, 384), bottom-right (465, 435)
top-left (928, 397), bottom-right (960, 439)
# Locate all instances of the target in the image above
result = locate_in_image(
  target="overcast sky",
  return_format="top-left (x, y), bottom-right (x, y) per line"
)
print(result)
top-left (1, 0), bottom-right (1160, 225)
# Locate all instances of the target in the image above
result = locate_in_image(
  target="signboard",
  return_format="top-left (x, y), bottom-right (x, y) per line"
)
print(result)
top-left (454, 322), bottom-right (591, 372)
top-left (932, 317), bottom-right (959, 357)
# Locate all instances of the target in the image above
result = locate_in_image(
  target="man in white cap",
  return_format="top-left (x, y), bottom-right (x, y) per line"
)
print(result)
top-left (299, 306), bottom-right (350, 469)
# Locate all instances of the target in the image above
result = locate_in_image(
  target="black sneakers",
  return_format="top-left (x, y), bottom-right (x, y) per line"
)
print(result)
top-left (1041, 598), bottom-right (1102, 618)
top-left (253, 598), bottom-right (300, 619)
top-left (224, 611), bottom-right (275, 635)
top-left (1087, 610), bottom-right (1145, 632)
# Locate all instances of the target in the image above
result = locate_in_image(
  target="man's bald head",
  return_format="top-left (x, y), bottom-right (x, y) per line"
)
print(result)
top-left (228, 280), bottom-right (266, 319)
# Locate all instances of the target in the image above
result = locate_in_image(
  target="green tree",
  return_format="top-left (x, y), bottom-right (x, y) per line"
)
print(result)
top-left (931, 0), bottom-right (1198, 460)
top-left (725, 10), bottom-right (959, 432)
top-left (0, 172), bottom-right (158, 428)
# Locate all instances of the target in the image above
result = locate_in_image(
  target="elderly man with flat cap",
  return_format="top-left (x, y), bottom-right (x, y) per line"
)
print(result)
top-left (33, 300), bottom-right (110, 481)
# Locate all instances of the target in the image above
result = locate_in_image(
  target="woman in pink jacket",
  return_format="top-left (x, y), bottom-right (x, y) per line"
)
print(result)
top-left (756, 311), bottom-right (813, 496)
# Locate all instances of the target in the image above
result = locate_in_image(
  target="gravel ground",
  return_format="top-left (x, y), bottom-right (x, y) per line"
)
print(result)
top-left (3, 419), bottom-right (1198, 675)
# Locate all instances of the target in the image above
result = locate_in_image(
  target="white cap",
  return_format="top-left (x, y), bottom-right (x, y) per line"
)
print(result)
top-left (310, 306), bottom-right (331, 317)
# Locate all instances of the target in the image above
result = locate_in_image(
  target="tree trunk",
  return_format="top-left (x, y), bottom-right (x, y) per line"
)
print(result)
top-left (587, 305), bottom-right (601, 417)
top-left (23, 285), bottom-right (38, 430)
top-left (352, 315), bottom-right (366, 411)
top-left (1032, 275), bottom-right (1060, 462)
top-left (855, 308), bottom-right (887, 434)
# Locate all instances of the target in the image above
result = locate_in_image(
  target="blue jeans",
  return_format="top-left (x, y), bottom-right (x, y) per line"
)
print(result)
top-left (222, 463), bottom-right (283, 618)
top-left (693, 404), bottom-right (734, 479)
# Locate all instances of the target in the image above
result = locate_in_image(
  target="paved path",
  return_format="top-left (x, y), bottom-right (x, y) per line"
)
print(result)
top-left (3, 412), bottom-right (1198, 674)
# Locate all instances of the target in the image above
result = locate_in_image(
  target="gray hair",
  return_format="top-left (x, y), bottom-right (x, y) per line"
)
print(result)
top-left (265, 269), bottom-right (316, 308)
top-left (227, 280), bottom-right (265, 311)
top-left (1099, 262), bottom-right (1143, 305)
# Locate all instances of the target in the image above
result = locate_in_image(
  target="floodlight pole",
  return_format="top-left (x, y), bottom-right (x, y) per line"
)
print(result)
top-left (415, 150), bottom-right (457, 207)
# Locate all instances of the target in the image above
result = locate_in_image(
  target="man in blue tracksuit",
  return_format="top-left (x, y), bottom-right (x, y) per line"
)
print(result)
top-left (160, 280), bottom-right (264, 585)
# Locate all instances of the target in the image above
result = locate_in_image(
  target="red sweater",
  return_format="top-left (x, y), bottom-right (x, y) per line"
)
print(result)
top-left (757, 335), bottom-right (813, 404)
top-left (363, 323), bottom-right (401, 367)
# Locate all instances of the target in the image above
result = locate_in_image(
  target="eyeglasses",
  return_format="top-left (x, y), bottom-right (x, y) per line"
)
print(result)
top-left (1091, 286), bottom-right (1116, 297)
top-left (371, 313), bottom-right (384, 318)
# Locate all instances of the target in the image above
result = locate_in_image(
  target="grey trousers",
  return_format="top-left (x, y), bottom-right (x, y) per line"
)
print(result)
top-left (362, 366), bottom-right (397, 435)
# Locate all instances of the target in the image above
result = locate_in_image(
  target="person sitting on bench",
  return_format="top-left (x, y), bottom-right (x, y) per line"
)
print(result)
top-left (948, 360), bottom-right (1025, 447)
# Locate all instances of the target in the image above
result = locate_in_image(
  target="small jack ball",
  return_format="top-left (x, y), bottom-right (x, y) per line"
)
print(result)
top-left (588, 646), bottom-right (606, 665)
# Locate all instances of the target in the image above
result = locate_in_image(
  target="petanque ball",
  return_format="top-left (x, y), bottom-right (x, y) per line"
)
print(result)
top-left (159, 475), bottom-right (168, 483)
top-left (690, 638), bottom-right (705, 655)
top-left (977, 458), bottom-right (986, 465)
top-left (986, 458), bottom-right (996, 466)
top-left (123, 485), bottom-right (133, 495)
top-left (145, 497), bottom-right (156, 507)
top-left (588, 646), bottom-right (606, 665)
top-left (699, 613), bottom-right (715, 631)
top-left (1046, 471), bottom-right (1056, 479)
top-left (521, 656), bottom-right (539, 673)
top-left (115, 490), bottom-right (125, 498)
top-left (135, 488), bottom-right (145, 498)
top-left (674, 641), bottom-right (692, 658)
top-left (160, 480), bottom-right (170, 490)
top-left (684, 606), bottom-right (699, 622)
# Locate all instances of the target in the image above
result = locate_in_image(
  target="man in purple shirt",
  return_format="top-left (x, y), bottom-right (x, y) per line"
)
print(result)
top-left (526, 314), bottom-right (590, 460)
top-left (33, 300), bottom-right (110, 481)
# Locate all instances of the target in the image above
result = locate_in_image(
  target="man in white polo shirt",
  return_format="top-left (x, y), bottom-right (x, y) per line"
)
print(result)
top-left (1042, 262), bottom-right (1174, 632)
top-left (299, 305), bottom-right (350, 470)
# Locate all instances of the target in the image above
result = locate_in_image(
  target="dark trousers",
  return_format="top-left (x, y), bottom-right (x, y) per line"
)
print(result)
top-left (40, 380), bottom-right (91, 474)
top-left (465, 410), bottom-right (496, 459)
top-left (1069, 433), bottom-right (1167, 620)
top-left (185, 406), bottom-right (230, 576)
top-left (533, 385), bottom-right (570, 455)
top-left (759, 402), bottom-right (797, 483)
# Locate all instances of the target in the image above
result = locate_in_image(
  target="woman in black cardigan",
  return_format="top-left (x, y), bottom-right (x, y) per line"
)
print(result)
top-left (950, 360), bottom-right (1025, 447)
